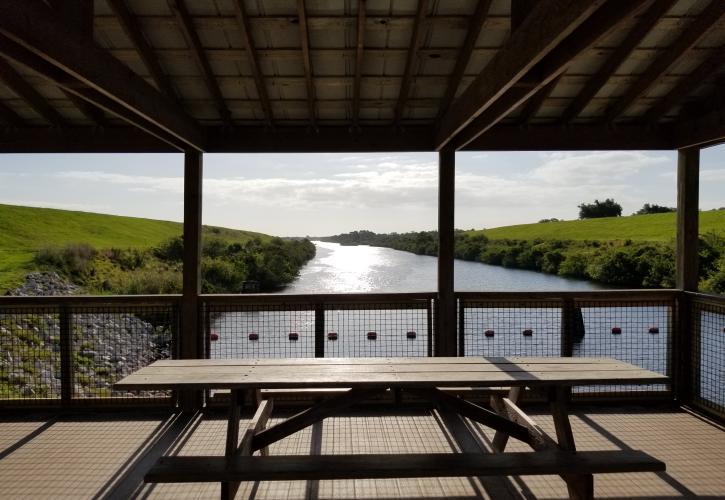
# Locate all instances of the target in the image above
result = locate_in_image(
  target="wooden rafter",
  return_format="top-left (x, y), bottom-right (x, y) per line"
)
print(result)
top-left (62, 90), bottom-right (106, 126)
top-left (297, 0), bottom-right (316, 128)
top-left (0, 57), bottom-right (65, 126)
top-left (167, 0), bottom-right (231, 125)
top-left (0, 1), bottom-right (204, 150)
top-left (435, 0), bottom-right (605, 150)
top-left (232, 0), bottom-right (273, 126)
top-left (393, 0), bottom-right (429, 126)
top-left (560, 0), bottom-right (675, 124)
top-left (449, 0), bottom-right (647, 149)
top-left (108, 0), bottom-right (176, 99)
top-left (672, 84), bottom-right (725, 149)
top-left (0, 99), bottom-right (23, 126)
top-left (604, 0), bottom-right (725, 123)
top-left (644, 44), bottom-right (725, 123)
top-left (517, 75), bottom-right (561, 124)
top-left (437, 0), bottom-right (492, 120)
top-left (352, 0), bottom-right (366, 127)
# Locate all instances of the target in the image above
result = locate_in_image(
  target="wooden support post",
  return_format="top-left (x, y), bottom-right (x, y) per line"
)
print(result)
top-left (676, 147), bottom-right (699, 291)
top-left (181, 150), bottom-right (203, 410)
top-left (675, 147), bottom-right (699, 404)
top-left (59, 305), bottom-right (73, 406)
top-left (560, 298), bottom-right (574, 356)
top-left (314, 303), bottom-right (324, 358)
top-left (437, 149), bottom-right (456, 356)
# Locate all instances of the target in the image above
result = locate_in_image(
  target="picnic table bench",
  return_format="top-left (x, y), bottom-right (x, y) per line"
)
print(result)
top-left (115, 356), bottom-right (667, 500)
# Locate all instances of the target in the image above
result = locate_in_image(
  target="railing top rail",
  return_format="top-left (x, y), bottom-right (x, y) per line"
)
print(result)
top-left (457, 289), bottom-right (680, 302)
top-left (0, 294), bottom-right (182, 307)
top-left (686, 291), bottom-right (725, 307)
top-left (200, 292), bottom-right (436, 306)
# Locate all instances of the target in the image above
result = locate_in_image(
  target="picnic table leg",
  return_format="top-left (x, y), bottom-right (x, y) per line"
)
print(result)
top-left (490, 386), bottom-right (522, 452)
top-left (221, 389), bottom-right (244, 500)
top-left (550, 386), bottom-right (594, 500)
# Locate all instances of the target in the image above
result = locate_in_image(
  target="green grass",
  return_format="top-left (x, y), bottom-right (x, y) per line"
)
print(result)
top-left (477, 210), bottom-right (725, 242)
top-left (0, 204), bottom-right (268, 291)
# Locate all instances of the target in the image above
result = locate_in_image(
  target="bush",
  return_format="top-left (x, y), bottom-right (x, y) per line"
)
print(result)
top-left (634, 203), bottom-right (675, 215)
top-left (578, 198), bottom-right (622, 219)
top-left (154, 236), bottom-right (184, 261)
top-left (35, 243), bottom-right (97, 278)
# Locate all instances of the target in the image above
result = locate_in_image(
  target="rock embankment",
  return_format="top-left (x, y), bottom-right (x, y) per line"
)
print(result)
top-left (1, 272), bottom-right (171, 398)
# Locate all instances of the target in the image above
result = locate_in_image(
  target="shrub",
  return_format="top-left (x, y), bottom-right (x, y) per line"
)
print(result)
top-left (35, 243), bottom-right (97, 277)
top-left (578, 198), bottom-right (622, 219)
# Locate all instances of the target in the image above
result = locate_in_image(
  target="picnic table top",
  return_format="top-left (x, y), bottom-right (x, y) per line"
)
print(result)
top-left (114, 356), bottom-right (668, 390)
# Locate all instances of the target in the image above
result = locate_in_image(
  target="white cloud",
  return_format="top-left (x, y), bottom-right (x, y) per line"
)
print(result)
top-left (701, 168), bottom-right (725, 181)
top-left (56, 171), bottom-right (184, 193)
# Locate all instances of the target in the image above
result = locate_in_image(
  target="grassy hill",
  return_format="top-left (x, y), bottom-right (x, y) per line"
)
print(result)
top-left (477, 210), bottom-right (725, 242)
top-left (0, 204), bottom-right (267, 291)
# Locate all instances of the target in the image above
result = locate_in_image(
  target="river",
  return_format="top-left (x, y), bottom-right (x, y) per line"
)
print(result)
top-left (282, 241), bottom-right (602, 294)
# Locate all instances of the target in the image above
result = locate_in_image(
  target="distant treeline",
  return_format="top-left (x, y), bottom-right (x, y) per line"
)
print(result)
top-left (321, 230), bottom-right (725, 293)
top-left (35, 235), bottom-right (316, 294)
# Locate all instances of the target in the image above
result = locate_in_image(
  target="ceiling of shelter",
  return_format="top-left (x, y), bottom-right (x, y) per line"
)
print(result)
top-left (0, 0), bottom-right (724, 152)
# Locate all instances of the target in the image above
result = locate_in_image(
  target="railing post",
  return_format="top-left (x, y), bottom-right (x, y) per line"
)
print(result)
top-left (59, 305), bottom-right (73, 406)
top-left (427, 298), bottom-right (434, 357)
top-left (560, 298), bottom-right (574, 357)
top-left (314, 303), bottom-right (325, 358)
top-left (457, 297), bottom-right (465, 356)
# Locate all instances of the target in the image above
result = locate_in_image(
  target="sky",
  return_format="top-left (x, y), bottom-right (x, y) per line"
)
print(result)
top-left (0, 148), bottom-right (723, 237)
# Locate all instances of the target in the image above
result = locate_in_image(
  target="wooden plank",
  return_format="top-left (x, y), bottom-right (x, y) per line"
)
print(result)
top-left (604, 0), bottom-right (725, 122)
top-left (0, 0), bottom-right (204, 150)
top-left (251, 388), bottom-right (385, 451)
top-left (297, 0), bottom-right (316, 128)
top-left (239, 398), bottom-right (273, 456)
top-left (434, 0), bottom-right (604, 149)
top-left (676, 148), bottom-right (699, 291)
top-left (393, 0), bottom-right (429, 126)
top-left (107, 0), bottom-right (177, 99)
top-left (221, 389), bottom-right (242, 500)
top-left (560, 0), bottom-right (677, 124)
top-left (0, 99), bottom-right (23, 125)
top-left (145, 450), bottom-right (665, 483)
top-left (517, 76), bottom-right (561, 125)
top-left (491, 386), bottom-right (522, 452)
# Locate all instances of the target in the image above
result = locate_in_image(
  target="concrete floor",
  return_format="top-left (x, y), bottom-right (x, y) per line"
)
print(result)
top-left (0, 404), bottom-right (723, 499)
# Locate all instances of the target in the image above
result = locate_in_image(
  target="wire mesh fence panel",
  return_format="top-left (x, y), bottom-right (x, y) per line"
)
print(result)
top-left (461, 301), bottom-right (562, 357)
top-left (324, 303), bottom-right (430, 358)
top-left (573, 301), bottom-right (672, 395)
top-left (206, 304), bottom-right (315, 359)
top-left (0, 306), bottom-right (61, 402)
top-left (70, 305), bottom-right (175, 401)
top-left (692, 299), bottom-right (725, 417)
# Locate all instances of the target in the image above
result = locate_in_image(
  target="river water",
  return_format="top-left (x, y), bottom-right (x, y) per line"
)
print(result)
top-left (282, 241), bottom-right (602, 294)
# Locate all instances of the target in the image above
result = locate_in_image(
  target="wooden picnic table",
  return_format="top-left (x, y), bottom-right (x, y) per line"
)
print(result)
top-left (116, 357), bottom-right (668, 500)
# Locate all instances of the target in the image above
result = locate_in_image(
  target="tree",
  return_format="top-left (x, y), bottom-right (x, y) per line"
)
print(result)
top-left (634, 203), bottom-right (675, 215)
top-left (578, 198), bottom-right (622, 219)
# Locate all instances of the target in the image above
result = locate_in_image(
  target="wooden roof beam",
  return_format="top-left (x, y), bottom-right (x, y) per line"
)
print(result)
top-left (0, 1), bottom-right (204, 150)
top-left (167, 0), bottom-right (231, 125)
top-left (449, 0), bottom-right (648, 149)
top-left (671, 82), bottom-right (725, 149)
top-left (297, 0), bottom-right (316, 129)
top-left (434, 0), bottom-right (605, 150)
top-left (644, 44), bottom-right (725, 123)
top-left (393, 0), bottom-right (429, 127)
top-left (604, 0), bottom-right (725, 123)
top-left (352, 0), bottom-right (366, 128)
top-left (62, 89), bottom-right (106, 126)
top-left (560, 0), bottom-right (675, 124)
top-left (0, 57), bottom-right (66, 126)
top-left (437, 0), bottom-right (492, 120)
top-left (108, 0), bottom-right (177, 100)
top-left (231, 0), bottom-right (273, 127)
top-left (517, 75), bottom-right (561, 125)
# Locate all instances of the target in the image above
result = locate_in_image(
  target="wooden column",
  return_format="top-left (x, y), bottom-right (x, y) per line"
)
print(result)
top-left (437, 149), bottom-right (456, 356)
top-left (675, 147), bottom-right (699, 405)
top-left (181, 150), bottom-right (203, 409)
top-left (676, 147), bottom-right (699, 291)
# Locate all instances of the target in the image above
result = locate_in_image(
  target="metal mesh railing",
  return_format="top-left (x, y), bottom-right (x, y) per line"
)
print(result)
top-left (458, 292), bottom-right (676, 398)
top-left (460, 299), bottom-right (562, 357)
top-left (691, 296), bottom-right (725, 417)
top-left (0, 305), bottom-right (61, 401)
top-left (0, 297), bottom-right (178, 406)
top-left (202, 295), bottom-right (434, 359)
